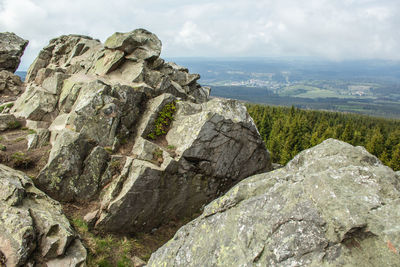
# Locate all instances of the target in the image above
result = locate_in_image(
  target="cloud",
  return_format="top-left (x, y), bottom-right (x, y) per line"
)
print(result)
top-left (0, 0), bottom-right (399, 70)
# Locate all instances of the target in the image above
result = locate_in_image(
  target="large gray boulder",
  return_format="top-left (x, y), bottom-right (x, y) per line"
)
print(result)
top-left (148, 139), bottom-right (400, 267)
top-left (92, 94), bottom-right (271, 233)
top-left (0, 32), bottom-right (28, 73)
top-left (0, 164), bottom-right (86, 267)
top-left (9, 29), bottom-right (271, 234)
top-left (104, 28), bottom-right (162, 61)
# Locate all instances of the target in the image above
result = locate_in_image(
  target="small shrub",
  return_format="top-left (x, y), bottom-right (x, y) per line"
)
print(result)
top-left (147, 101), bottom-right (176, 140)
top-left (147, 132), bottom-right (156, 140)
top-left (152, 148), bottom-right (164, 166)
top-left (0, 106), bottom-right (4, 113)
top-left (0, 144), bottom-right (6, 151)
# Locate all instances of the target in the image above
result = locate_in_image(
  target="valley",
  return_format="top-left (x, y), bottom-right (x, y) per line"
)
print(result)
top-left (171, 58), bottom-right (400, 118)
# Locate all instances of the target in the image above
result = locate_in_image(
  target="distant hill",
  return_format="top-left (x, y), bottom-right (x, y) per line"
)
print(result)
top-left (15, 71), bottom-right (26, 81)
top-left (170, 58), bottom-right (400, 119)
top-left (16, 58), bottom-right (400, 118)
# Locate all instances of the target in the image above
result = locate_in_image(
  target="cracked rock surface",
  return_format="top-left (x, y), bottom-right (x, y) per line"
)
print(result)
top-left (8, 29), bottom-right (271, 234)
top-left (0, 164), bottom-right (86, 267)
top-left (148, 139), bottom-right (400, 267)
top-left (93, 95), bottom-right (271, 233)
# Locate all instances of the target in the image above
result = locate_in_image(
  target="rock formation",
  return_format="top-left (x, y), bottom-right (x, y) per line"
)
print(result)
top-left (0, 32), bottom-right (28, 102)
top-left (148, 139), bottom-right (400, 266)
top-left (0, 164), bottom-right (86, 267)
top-left (10, 29), bottom-right (272, 233)
top-left (0, 32), bottom-right (28, 73)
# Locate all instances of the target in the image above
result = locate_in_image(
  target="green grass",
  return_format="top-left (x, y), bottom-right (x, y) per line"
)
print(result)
top-left (11, 152), bottom-right (32, 169)
top-left (71, 217), bottom-right (144, 267)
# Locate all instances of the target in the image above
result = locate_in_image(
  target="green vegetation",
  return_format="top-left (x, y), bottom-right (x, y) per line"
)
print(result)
top-left (152, 148), bottom-right (164, 166)
top-left (0, 144), bottom-right (6, 151)
top-left (11, 152), bottom-right (33, 169)
top-left (71, 217), bottom-right (152, 267)
top-left (71, 218), bottom-right (134, 267)
top-left (0, 103), bottom-right (14, 113)
top-left (247, 104), bottom-right (400, 171)
top-left (109, 159), bottom-right (122, 174)
top-left (104, 146), bottom-right (113, 154)
top-left (147, 101), bottom-right (176, 140)
top-left (7, 120), bottom-right (22, 130)
top-left (167, 145), bottom-right (176, 150)
top-left (27, 129), bottom-right (37, 134)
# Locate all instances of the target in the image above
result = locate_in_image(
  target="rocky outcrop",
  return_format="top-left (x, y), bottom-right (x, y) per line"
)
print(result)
top-left (9, 29), bottom-right (271, 233)
top-left (0, 32), bottom-right (28, 73)
top-left (148, 139), bottom-right (400, 267)
top-left (0, 164), bottom-right (86, 267)
top-left (0, 70), bottom-right (24, 99)
top-left (0, 33), bottom-right (28, 102)
top-left (93, 94), bottom-right (270, 233)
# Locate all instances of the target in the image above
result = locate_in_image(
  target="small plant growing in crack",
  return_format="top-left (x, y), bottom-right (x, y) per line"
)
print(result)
top-left (166, 144), bottom-right (177, 157)
top-left (152, 148), bottom-right (164, 166)
top-left (147, 101), bottom-right (176, 140)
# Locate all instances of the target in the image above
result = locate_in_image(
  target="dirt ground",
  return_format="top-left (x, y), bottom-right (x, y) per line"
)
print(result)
top-left (0, 124), bottom-right (50, 178)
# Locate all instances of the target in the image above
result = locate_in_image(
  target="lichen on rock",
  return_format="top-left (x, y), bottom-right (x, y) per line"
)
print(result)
top-left (148, 139), bottom-right (400, 267)
top-left (7, 29), bottom-right (272, 236)
top-left (0, 164), bottom-right (86, 266)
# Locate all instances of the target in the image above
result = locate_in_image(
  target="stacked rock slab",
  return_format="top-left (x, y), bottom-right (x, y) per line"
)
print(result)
top-left (11, 29), bottom-right (272, 233)
top-left (0, 164), bottom-right (86, 267)
top-left (148, 139), bottom-right (400, 267)
top-left (0, 32), bottom-right (28, 102)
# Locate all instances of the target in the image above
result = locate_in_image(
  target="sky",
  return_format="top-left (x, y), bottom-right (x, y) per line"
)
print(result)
top-left (0, 0), bottom-right (399, 70)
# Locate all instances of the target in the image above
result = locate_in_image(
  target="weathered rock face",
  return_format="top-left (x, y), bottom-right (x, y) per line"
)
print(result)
top-left (0, 32), bottom-right (28, 73)
top-left (93, 94), bottom-right (270, 233)
top-left (0, 70), bottom-right (24, 99)
top-left (10, 29), bottom-right (271, 233)
top-left (104, 29), bottom-right (162, 60)
top-left (0, 33), bottom-right (28, 102)
top-left (0, 164), bottom-right (86, 267)
top-left (148, 139), bottom-right (400, 267)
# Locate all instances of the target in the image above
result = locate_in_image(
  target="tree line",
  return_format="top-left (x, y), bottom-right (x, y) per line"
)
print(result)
top-left (246, 104), bottom-right (400, 171)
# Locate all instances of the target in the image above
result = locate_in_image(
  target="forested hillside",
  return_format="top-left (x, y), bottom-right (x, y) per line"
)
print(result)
top-left (247, 104), bottom-right (400, 171)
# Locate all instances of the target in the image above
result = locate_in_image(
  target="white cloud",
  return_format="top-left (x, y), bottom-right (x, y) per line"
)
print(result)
top-left (0, 0), bottom-right (399, 70)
